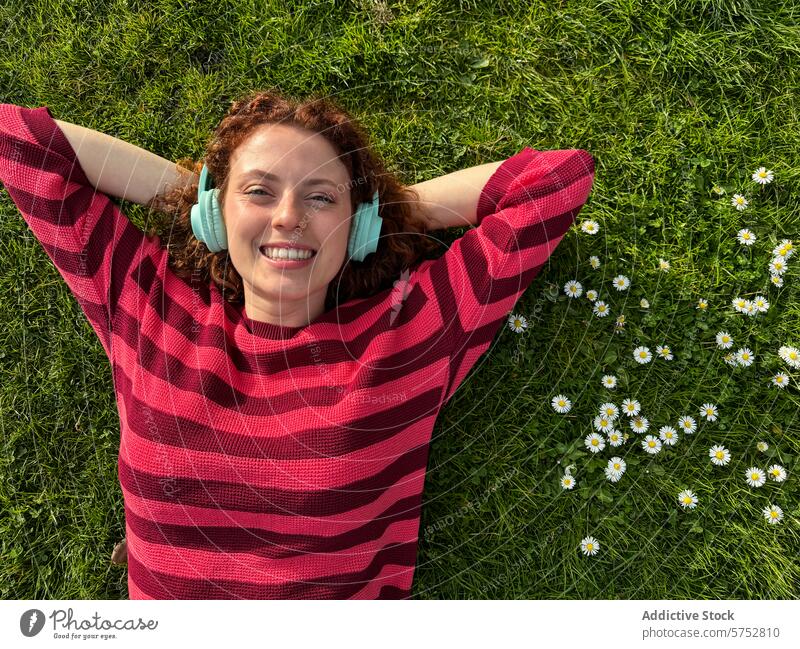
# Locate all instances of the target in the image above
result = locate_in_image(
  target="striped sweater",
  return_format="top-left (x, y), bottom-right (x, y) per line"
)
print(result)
top-left (0, 103), bottom-right (595, 599)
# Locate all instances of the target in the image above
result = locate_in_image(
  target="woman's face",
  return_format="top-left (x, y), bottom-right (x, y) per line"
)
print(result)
top-left (220, 123), bottom-right (354, 323)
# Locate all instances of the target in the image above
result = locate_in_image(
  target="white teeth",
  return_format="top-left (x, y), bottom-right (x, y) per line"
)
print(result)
top-left (261, 247), bottom-right (315, 260)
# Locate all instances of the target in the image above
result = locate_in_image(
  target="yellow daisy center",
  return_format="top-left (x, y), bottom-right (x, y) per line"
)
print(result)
top-left (614, 463), bottom-right (621, 470)
top-left (751, 473), bottom-right (759, 480)
top-left (514, 319), bottom-right (522, 327)
top-left (770, 511), bottom-right (778, 518)
top-left (716, 451), bottom-right (724, 459)
top-left (776, 376), bottom-right (784, 383)
top-left (742, 353), bottom-right (750, 360)
top-left (790, 352), bottom-right (798, 360)
top-left (683, 496), bottom-right (692, 504)
top-left (591, 439), bottom-right (599, 446)
top-left (639, 352), bottom-right (647, 358)
top-left (558, 400), bottom-right (565, 406)
top-left (648, 441), bottom-right (656, 447)
top-left (759, 171), bottom-right (767, 177)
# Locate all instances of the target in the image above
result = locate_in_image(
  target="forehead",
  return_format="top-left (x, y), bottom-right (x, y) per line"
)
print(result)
top-left (230, 123), bottom-right (350, 183)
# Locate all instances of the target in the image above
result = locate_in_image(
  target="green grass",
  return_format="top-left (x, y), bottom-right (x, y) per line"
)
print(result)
top-left (1, 0), bottom-right (799, 599)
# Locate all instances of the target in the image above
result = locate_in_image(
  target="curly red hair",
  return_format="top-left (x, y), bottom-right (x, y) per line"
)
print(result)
top-left (144, 89), bottom-right (443, 312)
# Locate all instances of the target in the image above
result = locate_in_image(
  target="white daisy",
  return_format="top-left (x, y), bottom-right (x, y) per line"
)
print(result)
top-left (580, 536), bottom-right (600, 556)
top-left (752, 167), bottom-right (774, 184)
top-left (678, 415), bottom-right (697, 434)
top-left (658, 258), bottom-right (670, 272)
top-left (701, 403), bottom-right (719, 421)
top-left (722, 352), bottom-right (737, 366)
top-left (774, 239), bottom-right (794, 258)
top-left (560, 474), bottom-right (577, 490)
top-left (716, 331), bottom-right (734, 349)
top-left (731, 194), bottom-right (749, 210)
top-left (640, 298), bottom-right (650, 309)
top-left (612, 275), bottom-right (631, 291)
top-left (735, 348), bottom-right (755, 367)
top-left (778, 345), bottom-right (800, 369)
top-left (709, 444), bottom-right (731, 466)
top-left (551, 394), bottom-right (572, 414)
top-left (771, 372), bottom-right (790, 388)
top-left (630, 416), bottom-right (650, 434)
top-left (507, 313), bottom-right (528, 333)
top-left (593, 301), bottom-right (610, 317)
top-left (767, 464), bottom-right (787, 482)
top-left (633, 346), bottom-right (652, 364)
top-left (614, 314), bottom-right (626, 333)
top-left (763, 504), bottom-right (783, 524)
top-left (769, 256), bottom-right (787, 275)
top-left (744, 301), bottom-right (758, 316)
top-left (678, 489), bottom-right (698, 509)
top-left (599, 402), bottom-right (619, 420)
top-left (642, 435), bottom-right (662, 454)
top-left (770, 273), bottom-right (784, 287)
top-left (602, 374), bottom-right (618, 389)
top-left (606, 456), bottom-right (626, 476)
top-left (585, 432), bottom-right (606, 453)
top-left (745, 467), bottom-right (766, 487)
top-left (659, 426), bottom-right (678, 446)
top-left (737, 228), bottom-right (756, 245)
top-left (622, 398), bottom-right (641, 417)
top-left (656, 345), bottom-right (673, 361)
top-left (581, 220), bottom-right (600, 235)
top-left (732, 297), bottom-right (750, 313)
top-left (757, 441), bottom-right (769, 453)
top-left (564, 280), bottom-right (583, 298)
top-left (696, 298), bottom-right (709, 310)
top-left (586, 289), bottom-right (598, 302)
top-left (752, 295), bottom-right (769, 313)
top-left (607, 429), bottom-right (624, 447)
top-left (589, 255), bottom-right (601, 269)
top-left (593, 415), bottom-right (615, 433)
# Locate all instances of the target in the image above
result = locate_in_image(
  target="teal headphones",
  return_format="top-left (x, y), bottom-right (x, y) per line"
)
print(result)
top-left (189, 164), bottom-right (383, 262)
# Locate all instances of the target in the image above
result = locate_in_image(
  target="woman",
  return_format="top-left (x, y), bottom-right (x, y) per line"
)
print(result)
top-left (0, 90), bottom-right (595, 599)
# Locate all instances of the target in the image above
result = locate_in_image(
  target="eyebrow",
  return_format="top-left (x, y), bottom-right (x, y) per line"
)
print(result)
top-left (237, 169), bottom-right (339, 189)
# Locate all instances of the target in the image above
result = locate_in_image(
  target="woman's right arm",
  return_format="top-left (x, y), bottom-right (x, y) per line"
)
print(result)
top-left (53, 119), bottom-right (198, 205)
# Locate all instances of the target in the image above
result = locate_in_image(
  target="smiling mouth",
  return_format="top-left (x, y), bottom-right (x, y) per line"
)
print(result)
top-left (259, 246), bottom-right (318, 261)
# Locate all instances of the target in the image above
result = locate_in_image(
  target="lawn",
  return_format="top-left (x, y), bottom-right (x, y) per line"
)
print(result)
top-left (0, 0), bottom-right (798, 599)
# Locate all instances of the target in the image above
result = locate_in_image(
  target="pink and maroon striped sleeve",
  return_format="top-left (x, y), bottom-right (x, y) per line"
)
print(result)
top-left (0, 104), bottom-right (154, 361)
top-left (414, 146), bottom-right (596, 404)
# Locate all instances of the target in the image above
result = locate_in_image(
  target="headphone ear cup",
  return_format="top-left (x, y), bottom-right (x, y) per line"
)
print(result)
top-left (207, 188), bottom-right (228, 251)
top-left (348, 206), bottom-right (362, 260)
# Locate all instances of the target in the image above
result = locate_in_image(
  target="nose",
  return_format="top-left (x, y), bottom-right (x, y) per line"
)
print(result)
top-left (270, 192), bottom-right (310, 234)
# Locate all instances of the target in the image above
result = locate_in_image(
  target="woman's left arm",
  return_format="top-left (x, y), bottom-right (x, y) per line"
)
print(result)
top-left (408, 159), bottom-right (506, 230)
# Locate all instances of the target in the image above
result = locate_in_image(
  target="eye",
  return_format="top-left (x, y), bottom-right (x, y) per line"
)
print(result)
top-left (312, 195), bottom-right (334, 204)
top-left (245, 188), bottom-right (268, 196)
